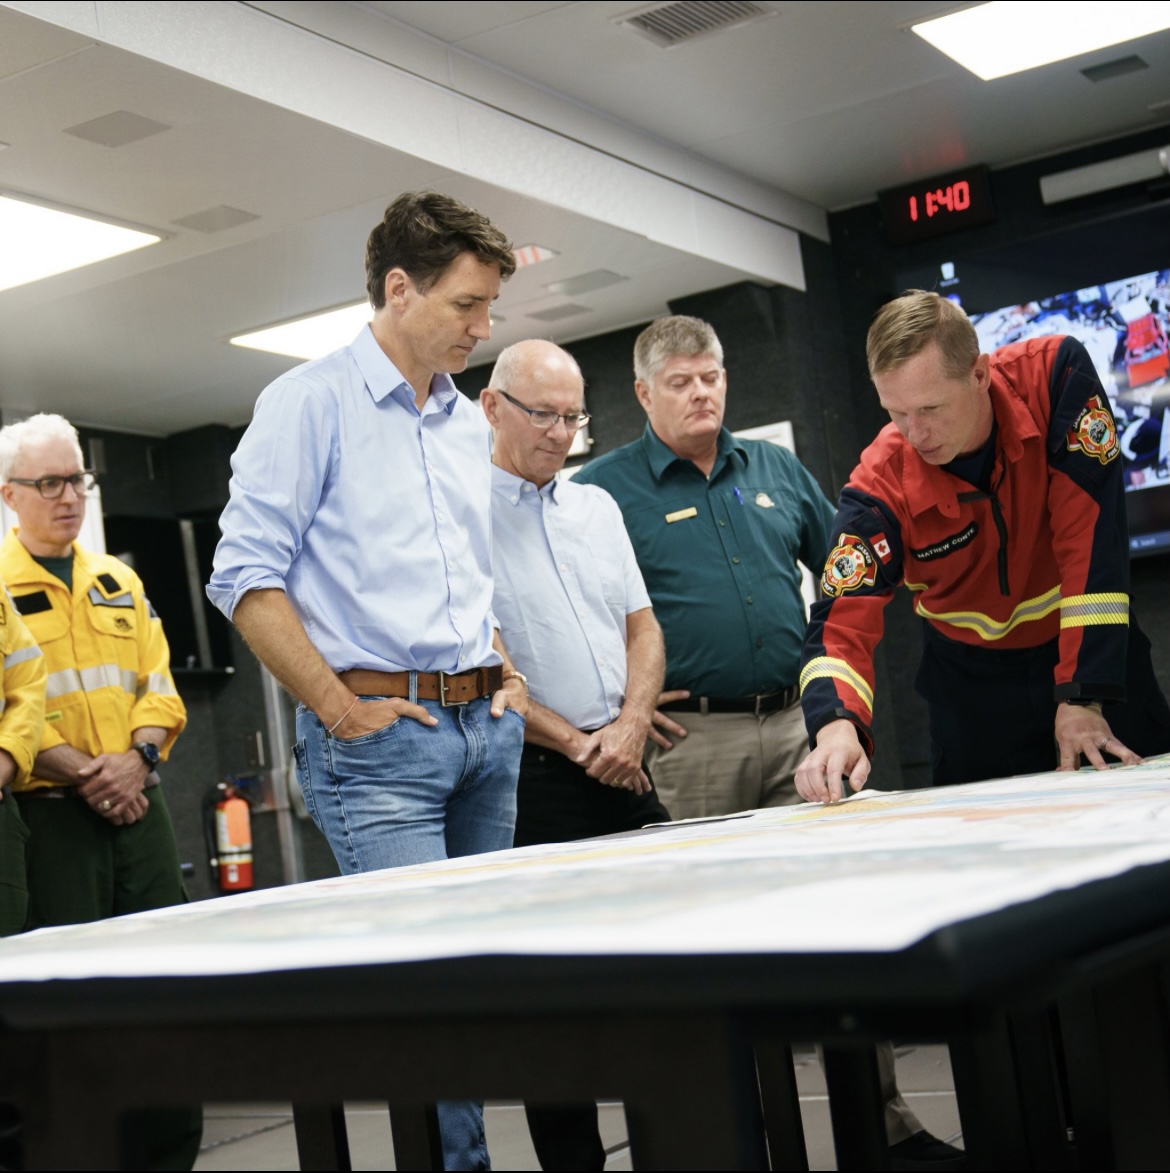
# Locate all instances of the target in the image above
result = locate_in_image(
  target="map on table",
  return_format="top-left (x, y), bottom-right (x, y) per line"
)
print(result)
top-left (1, 757), bottom-right (1169, 980)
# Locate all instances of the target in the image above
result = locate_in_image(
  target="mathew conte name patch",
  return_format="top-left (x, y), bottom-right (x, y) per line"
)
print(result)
top-left (665, 507), bottom-right (698, 523)
top-left (910, 522), bottom-right (978, 561)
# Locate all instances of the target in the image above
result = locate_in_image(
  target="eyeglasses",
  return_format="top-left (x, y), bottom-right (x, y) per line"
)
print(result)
top-left (499, 390), bottom-right (590, 432)
top-left (8, 471), bottom-right (98, 499)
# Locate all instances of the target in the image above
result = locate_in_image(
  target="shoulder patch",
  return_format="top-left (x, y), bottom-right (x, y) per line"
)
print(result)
top-left (1066, 395), bottom-right (1120, 465)
top-left (909, 522), bottom-right (979, 562)
top-left (821, 534), bottom-right (878, 598)
top-left (97, 572), bottom-right (123, 595)
top-left (12, 590), bottom-right (52, 617)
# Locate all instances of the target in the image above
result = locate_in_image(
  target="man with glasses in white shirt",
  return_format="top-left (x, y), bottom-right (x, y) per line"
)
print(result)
top-left (483, 339), bottom-right (670, 1170)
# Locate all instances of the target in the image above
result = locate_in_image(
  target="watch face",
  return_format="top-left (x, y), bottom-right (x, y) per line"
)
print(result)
top-left (136, 742), bottom-right (161, 767)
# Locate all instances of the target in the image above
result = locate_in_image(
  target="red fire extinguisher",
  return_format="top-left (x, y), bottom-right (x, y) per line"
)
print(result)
top-left (209, 782), bottom-right (253, 892)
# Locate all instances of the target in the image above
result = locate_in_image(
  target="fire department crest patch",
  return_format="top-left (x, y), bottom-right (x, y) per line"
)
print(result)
top-left (821, 534), bottom-right (878, 597)
top-left (1066, 395), bottom-right (1120, 466)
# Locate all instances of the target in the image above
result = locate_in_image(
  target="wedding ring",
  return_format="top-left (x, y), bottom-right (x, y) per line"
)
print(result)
top-left (100, 799), bottom-right (112, 811)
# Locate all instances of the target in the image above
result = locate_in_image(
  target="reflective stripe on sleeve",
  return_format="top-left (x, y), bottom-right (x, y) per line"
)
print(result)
top-left (3, 645), bottom-right (42, 668)
top-left (910, 585), bottom-right (1061, 641)
top-left (136, 672), bottom-right (179, 699)
top-left (45, 664), bottom-right (137, 699)
top-left (799, 656), bottom-right (875, 711)
top-left (1059, 592), bottom-right (1130, 629)
top-left (0, 697), bottom-right (5, 717)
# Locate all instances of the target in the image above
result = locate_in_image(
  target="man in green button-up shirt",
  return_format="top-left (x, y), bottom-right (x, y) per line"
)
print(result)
top-left (573, 314), bottom-right (836, 817)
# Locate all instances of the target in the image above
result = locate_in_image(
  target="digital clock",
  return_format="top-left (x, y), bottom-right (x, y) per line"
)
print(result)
top-left (879, 166), bottom-right (995, 246)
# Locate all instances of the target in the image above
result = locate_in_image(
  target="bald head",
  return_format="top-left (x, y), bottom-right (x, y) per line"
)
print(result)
top-left (482, 339), bottom-right (586, 487)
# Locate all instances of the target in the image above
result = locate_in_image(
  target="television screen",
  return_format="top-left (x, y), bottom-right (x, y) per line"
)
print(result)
top-left (965, 270), bottom-right (1170, 557)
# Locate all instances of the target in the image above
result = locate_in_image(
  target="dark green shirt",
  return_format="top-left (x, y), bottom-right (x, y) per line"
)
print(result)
top-left (32, 553), bottom-right (74, 593)
top-left (574, 425), bottom-right (835, 697)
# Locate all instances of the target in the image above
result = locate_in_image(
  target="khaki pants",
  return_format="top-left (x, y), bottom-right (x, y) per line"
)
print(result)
top-left (644, 702), bottom-right (808, 820)
top-left (645, 701), bottom-right (923, 1145)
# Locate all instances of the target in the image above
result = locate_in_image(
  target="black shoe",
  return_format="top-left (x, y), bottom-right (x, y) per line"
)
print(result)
top-left (888, 1130), bottom-right (966, 1171)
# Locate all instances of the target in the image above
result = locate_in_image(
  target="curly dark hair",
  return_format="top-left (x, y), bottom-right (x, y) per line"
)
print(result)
top-left (365, 191), bottom-right (516, 308)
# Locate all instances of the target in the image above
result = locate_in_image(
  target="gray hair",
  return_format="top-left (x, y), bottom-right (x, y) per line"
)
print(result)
top-left (488, 339), bottom-right (582, 395)
top-left (0, 413), bottom-right (84, 482)
top-left (634, 315), bottom-right (724, 383)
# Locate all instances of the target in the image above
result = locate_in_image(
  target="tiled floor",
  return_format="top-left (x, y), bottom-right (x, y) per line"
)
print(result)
top-left (194, 1043), bottom-right (962, 1170)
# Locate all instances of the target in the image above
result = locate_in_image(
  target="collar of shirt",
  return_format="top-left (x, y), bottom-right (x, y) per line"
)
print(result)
top-left (491, 463), bottom-right (560, 506)
top-left (349, 325), bottom-right (459, 415)
top-left (640, 423), bottom-right (747, 481)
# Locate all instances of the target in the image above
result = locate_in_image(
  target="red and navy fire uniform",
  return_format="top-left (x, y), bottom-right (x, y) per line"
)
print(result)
top-left (800, 335), bottom-right (1170, 784)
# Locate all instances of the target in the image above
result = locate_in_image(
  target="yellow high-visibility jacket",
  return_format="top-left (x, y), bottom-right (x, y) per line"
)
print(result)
top-left (0, 587), bottom-right (46, 787)
top-left (0, 531), bottom-right (186, 791)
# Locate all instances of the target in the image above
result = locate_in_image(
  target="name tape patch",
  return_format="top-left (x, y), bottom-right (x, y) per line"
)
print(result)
top-left (665, 507), bottom-right (698, 524)
top-left (910, 522), bottom-right (979, 562)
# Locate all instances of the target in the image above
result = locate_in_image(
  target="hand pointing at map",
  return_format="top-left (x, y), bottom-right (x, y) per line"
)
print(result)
top-left (795, 719), bottom-right (871, 804)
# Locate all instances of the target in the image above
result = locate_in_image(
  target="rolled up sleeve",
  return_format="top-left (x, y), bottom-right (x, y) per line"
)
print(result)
top-left (207, 379), bottom-right (334, 620)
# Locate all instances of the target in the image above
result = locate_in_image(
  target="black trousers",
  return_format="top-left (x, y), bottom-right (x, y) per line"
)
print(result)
top-left (516, 744), bottom-right (670, 1170)
top-left (917, 614), bottom-right (1170, 786)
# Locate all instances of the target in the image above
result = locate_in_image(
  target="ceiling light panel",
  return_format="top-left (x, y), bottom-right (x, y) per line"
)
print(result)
top-left (0, 195), bottom-right (160, 293)
top-left (528, 303), bottom-right (592, 322)
top-left (231, 301), bottom-right (373, 360)
top-left (545, 270), bottom-right (628, 296)
top-left (912, 2), bottom-right (1170, 81)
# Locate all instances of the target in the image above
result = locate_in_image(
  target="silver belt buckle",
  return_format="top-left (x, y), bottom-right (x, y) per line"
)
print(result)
top-left (439, 670), bottom-right (470, 707)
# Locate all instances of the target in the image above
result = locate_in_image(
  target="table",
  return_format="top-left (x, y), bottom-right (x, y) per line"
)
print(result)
top-left (3, 760), bottom-right (1170, 1169)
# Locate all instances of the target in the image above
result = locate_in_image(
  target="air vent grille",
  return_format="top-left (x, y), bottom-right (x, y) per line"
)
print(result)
top-left (618, 1), bottom-right (775, 48)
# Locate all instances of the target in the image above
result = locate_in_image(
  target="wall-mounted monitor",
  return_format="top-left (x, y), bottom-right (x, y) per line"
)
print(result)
top-left (966, 270), bottom-right (1170, 557)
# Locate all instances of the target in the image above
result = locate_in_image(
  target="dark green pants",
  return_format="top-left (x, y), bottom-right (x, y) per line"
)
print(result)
top-left (16, 786), bottom-right (203, 1170)
top-left (0, 793), bottom-right (29, 936)
top-left (18, 785), bottom-right (188, 927)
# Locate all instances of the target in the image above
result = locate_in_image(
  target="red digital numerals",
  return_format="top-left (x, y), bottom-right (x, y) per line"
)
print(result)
top-left (909, 180), bottom-right (971, 222)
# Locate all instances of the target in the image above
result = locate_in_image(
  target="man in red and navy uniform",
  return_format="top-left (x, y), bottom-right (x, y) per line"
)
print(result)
top-left (796, 290), bottom-right (1170, 802)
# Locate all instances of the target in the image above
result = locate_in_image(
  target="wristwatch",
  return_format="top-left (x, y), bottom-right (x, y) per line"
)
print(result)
top-left (502, 669), bottom-right (529, 697)
top-left (132, 741), bottom-right (161, 770)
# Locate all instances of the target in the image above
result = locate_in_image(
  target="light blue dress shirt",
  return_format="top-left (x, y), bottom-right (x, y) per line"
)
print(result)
top-left (208, 326), bottom-right (499, 674)
top-left (490, 465), bottom-right (651, 730)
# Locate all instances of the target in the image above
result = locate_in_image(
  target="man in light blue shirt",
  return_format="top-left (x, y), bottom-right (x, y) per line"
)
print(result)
top-left (208, 191), bottom-right (528, 1171)
top-left (483, 339), bottom-right (669, 1171)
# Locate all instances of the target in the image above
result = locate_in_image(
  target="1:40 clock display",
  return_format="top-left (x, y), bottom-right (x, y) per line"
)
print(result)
top-left (879, 166), bottom-right (995, 245)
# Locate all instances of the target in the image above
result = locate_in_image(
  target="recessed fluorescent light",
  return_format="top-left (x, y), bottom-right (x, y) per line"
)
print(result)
top-left (231, 301), bottom-right (373, 360)
top-left (912, 2), bottom-right (1170, 81)
top-left (0, 194), bottom-right (160, 293)
top-left (545, 269), bottom-right (628, 296)
top-left (513, 244), bottom-right (558, 269)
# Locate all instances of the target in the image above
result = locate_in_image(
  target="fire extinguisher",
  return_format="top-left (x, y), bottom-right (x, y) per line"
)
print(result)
top-left (203, 781), bottom-right (254, 893)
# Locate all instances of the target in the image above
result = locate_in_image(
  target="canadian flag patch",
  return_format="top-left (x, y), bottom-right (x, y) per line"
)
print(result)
top-left (872, 533), bottom-right (892, 563)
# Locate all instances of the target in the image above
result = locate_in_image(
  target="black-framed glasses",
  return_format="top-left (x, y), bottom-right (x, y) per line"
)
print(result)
top-left (8, 471), bottom-right (98, 499)
top-left (499, 390), bottom-right (590, 432)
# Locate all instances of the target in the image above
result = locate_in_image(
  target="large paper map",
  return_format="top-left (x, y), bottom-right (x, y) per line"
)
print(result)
top-left (1, 757), bottom-right (1169, 982)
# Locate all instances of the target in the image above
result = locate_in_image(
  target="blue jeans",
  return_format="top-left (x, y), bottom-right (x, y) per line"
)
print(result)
top-left (294, 694), bottom-right (523, 1170)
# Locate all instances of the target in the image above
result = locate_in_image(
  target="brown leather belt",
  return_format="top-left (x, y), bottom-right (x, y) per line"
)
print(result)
top-left (339, 665), bottom-right (504, 706)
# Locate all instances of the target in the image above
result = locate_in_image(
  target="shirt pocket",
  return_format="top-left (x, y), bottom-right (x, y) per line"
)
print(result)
top-left (583, 534), bottom-right (629, 613)
top-left (87, 605), bottom-right (138, 641)
top-left (16, 605), bottom-right (70, 650)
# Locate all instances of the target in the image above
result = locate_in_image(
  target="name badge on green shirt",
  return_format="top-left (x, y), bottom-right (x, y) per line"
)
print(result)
top-left (665, 506), bottom-right (698, 524)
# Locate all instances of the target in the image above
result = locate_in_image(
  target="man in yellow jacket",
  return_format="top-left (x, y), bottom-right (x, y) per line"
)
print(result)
top-left (0, 589), bottom-right (45, 937)
top-left (0, 412), bottom-right (200, 1169)
top-left (0, 414), bottom-right (188, 925)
